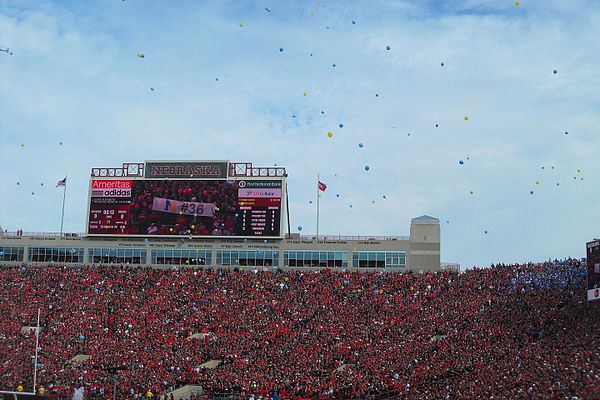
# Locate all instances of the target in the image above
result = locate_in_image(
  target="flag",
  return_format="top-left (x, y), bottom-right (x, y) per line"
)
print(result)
top-left (318, 181), bottom-right (327, 191)
top-left (56, 177), bottom-right (67, 188)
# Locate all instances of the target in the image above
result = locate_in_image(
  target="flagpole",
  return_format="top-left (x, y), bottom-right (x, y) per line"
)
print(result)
top-left (33, 308), bottom-right (40, 393)
top-left (316, 174), bottom-right (320, 240)
top-left (60, 175), bottom-right (67, 237)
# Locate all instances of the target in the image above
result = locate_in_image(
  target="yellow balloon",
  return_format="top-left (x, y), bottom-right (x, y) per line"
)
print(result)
top-left (239, 23), bottom-right (245, 27)
top-left (303, 91), bottom-right (308, 96)
top-left (464, 116), bottom-right (469, 120)
top-left (515, 1), bottom-right (520, 6)
top-left (327, 131), bottom-right (333, 138)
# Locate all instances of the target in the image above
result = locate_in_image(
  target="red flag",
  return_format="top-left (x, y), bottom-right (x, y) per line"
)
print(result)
top-left (318, 181), bottom-right (327, 191)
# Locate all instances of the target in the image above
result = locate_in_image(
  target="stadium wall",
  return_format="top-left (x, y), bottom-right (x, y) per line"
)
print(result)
top-left (0, 216), bottom-right (440, 271)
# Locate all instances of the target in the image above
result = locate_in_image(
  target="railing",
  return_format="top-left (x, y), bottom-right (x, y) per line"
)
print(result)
top-left (1, 231), bottom-right (83, 238)
top-left (1, 233), bottom-right (410, 241)
top-left (291, 235), bottom-right (410, 241)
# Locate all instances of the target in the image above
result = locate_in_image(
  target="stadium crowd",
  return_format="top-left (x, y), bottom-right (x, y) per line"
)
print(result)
top-left (0, 259), bottom-right (598, 399)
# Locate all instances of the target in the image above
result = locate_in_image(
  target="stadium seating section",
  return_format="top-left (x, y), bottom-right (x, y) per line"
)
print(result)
top-left (0, 260), bottom-right (598, 399)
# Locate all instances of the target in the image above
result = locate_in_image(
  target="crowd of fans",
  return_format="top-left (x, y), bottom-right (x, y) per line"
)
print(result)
top-left (0, 259), bottom-right (598, 399)
top-left (128, 180), bottom-right (238, 236)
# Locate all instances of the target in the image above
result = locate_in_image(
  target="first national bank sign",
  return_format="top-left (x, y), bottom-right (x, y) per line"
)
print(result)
top-left (144, 161), bottom-right (228, 179)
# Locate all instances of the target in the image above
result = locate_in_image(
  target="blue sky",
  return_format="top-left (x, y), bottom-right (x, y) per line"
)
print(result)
top-left (1, 0), bottom-right (599, 268)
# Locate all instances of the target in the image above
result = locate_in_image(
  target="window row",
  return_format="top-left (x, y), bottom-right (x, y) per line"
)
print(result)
top-left (89, 248), bottom-right (147, 264)
top-left (151, 249), bottom-right (212, 266)
top-left (352, 251), bottom-right (406, 268)
top-left (0, 246), bottom-right (24, 262)
top-left (283, 251), bottom-right (348, 268)
top-left (216, 250), bottom-right (279, 267)
top-left (29, 247), bottom-right (85, 263)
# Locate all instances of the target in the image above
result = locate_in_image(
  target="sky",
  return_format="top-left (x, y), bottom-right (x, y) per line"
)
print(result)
top-left (0, 0), bottom-right (599, 268)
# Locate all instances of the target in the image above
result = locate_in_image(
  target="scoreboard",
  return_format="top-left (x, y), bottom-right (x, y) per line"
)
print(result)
top-left (86, 161), bottom-right (286, 238)
top-left (587, 239), bottom-right (600, 301)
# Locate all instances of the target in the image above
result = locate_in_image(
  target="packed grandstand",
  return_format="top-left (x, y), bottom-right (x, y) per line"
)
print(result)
top-left (1, 259), bottom-right (598, 399)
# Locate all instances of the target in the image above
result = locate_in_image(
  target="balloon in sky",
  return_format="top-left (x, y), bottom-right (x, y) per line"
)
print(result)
top-left (16, 182), bottom-right (20, 185)
top-left (469, 191), bottom-right (474, 195)
top-left (31, 192), bottom-right (35, 195)
top-left (20, 144), bottom-right (25, 148)
top-left (321, 110), bottom-right (325, 114)
top-left (59, 141), bottom-right (63, 145)
top-left (239, 23), bottom-right (245, 27)
top-left (40, 183), bottom-right (44, 186)
top-left (484, 230), bottom-right (488, 234)
top-left (386, 45), bottom-right (391, 50)
top-left (279, 47), bottom-right (284, 52)
top-left (298, 226), bottom-right (302, 231)
top-left (150, 87), bottom-right (154, 91)
top-left (309, 200), bottom-right (312, 204)
top-left (535, 181), bottom-right (540, 185)
top-left (265, 7), bottom-right (271, 12)
top-left (459, 160), bottom-right (464, 165)
top-left (358, 143), bottom-right (363, 148)
top-left (564, 131), bottom-right (568, 135)
top-left (336, 194), bottom-right (340, 197)
top-left (530, 190), bottom-right (534, 194)
top-left (338, 123), bottom-right (344, 128)
top-left (327, 131), bottom-right (333, 138)
top-left (553, 69), bottom-right (558, 74)
top-left (136, 53), bottom-right (145, 58)
top-left (382, 195), bottom-right (386, 199)
top-left (464, 116), bottom-right (469, 120)
top-left (364, 165), bottom-right (370, 171)
top-left (441, 62), bottom-right (445, 66)
top-left (375, 93), bottom-right (379, 97)
top-left (352, 20), bottom-right (356, 24)
top-left (435, 124), bottom-right (439, 128)
top-left (332, 63), bottom-right (336, 67)
top-left (515, 1), bottom-right (520, 5)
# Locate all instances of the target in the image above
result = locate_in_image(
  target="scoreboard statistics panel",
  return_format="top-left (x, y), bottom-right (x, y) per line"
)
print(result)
top-left (87, 178), bottom-right (283, 238)
top-left (587, 239), bottom-right (600, 301)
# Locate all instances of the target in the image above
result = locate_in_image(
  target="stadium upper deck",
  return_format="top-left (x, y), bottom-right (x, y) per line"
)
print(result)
top-left (0, 161), bottom-right (443, 271)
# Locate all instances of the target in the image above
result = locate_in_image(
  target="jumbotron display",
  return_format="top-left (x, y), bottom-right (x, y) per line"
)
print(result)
top-left (87, 161), bottom-right (285, 238)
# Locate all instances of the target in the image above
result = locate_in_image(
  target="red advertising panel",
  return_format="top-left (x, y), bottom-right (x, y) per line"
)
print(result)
top-left (87, 179), bottom-right (283, 237)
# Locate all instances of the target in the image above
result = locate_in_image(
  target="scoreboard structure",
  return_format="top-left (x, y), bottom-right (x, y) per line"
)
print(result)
top-left (86, 161), bottom-right (288, 239)
top-left (587, 239), bottom-right (600, 301)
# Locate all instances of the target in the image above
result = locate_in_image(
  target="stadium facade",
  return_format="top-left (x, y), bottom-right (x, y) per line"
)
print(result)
top-left (0, 161), bottom-right (442, 271)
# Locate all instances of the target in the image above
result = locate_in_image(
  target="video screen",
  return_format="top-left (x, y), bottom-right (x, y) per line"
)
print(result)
top-left (87, 179), bottom-right (282, 237)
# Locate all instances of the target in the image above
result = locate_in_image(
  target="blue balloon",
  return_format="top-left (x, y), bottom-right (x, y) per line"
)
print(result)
top-left (364, 165), bottom-right (370, 171)
top-left (336, 194), bottom-right (340, 197)
top-left (382, 195), bottom-right (387, 199)
top-left (332, 63), bottom-right (336, 67)
top-left (386, 45), bottom-right (391, 50)
top-left (564, 131), bottom-right (568, 135)
top-left (530, 190), bottom-right (534, 194)
top-left (352, 20), bottom-right (356, 24)
top-left (297, 226), bottom-right (302, 231)
top-left (441, 62), bottom-right (445, 66)
top-left (459, 160), bottom-right (464, 165)
top-left (309, 200), bottom-right (312, 204)
top-left (553, 69), bottom-right (558, 74)
top-left (338, 123), bottom-right (344, 128)
top-left (358, 143), bottom-right (364, 148)
top-left (279, 47), bottom-right (284, 52)
top-left (320, 110), bottom-right (325, 114)
top-left (375, 93), bottom-right (379, 97)
top-left (435, 123), bottom-right (439, 127)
